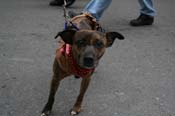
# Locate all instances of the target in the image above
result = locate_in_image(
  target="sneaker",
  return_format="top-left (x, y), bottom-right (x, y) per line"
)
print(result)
top-left (130, 14), bottom-right (154, 26)
top-left (49, 0), bottom-right (63, 6)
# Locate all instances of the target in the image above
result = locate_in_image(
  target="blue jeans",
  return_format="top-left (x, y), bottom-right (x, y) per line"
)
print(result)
top-left (139, 0), bottom-right (155, 17)
top-left (83, 0), bottom-right (155, 21)
top-left (83, 0), bottom-right (112, 21)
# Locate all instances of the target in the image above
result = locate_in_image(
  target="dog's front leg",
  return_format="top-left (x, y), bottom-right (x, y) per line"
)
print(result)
top-left (71, 77), bottom-right (91, 115)
top-left (41, 75), bottom-right (61, 116)
top-left (41, 59), bottom-right (65, 116)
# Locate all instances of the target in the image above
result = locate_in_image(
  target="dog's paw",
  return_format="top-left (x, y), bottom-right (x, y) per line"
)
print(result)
top-left (70, 108), bottom-right (81, 116)
top-left (40, 113), bottom-right (46, 116)
top-left (70, 110), bottom-right (77, 116)
top-left (40, 111), bottom-right (51, 116)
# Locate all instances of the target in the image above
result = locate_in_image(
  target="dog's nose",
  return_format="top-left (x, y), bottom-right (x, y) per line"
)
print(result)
top-left (83, 57), bottom-right (94, 67)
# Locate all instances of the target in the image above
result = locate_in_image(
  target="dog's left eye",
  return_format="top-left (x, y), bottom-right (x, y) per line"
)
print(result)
top-left (76, 40), bottom-right (86, 47)
top-left (94, 41), bottom-right (104, 49)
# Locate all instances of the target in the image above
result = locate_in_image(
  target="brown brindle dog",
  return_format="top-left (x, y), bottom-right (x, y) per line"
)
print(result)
top-left (41, 13), bottom-right (124, 116)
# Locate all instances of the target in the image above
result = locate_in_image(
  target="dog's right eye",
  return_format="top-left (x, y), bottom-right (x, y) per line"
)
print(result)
top-left (76, 40), bottom-right (86, 47)
top-left (94, 40), bottom-right (104, 49)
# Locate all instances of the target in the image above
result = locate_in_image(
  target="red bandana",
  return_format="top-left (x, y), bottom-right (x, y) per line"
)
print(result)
top-left (60, 44), bottom-right (94, 77)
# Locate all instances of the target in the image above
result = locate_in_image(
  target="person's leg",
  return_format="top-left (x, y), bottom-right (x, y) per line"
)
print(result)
top-left (139, 0), bottom-right (155, 17)
top-left (130, 0), bottom-right (156, 26)
top-left (82, 0), bottom-right (112, 21)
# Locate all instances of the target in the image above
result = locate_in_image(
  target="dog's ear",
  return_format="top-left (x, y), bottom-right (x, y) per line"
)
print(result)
top-left (55, 30), bottom-right (76, 45)
top-left (105, 32), bottom-right (124, 47)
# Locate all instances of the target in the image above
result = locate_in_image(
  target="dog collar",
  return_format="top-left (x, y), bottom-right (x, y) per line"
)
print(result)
top-left (60, 44), bottom-right (94, 77)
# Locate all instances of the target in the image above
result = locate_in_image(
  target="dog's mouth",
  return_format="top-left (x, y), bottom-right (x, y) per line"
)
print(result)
top-left (82, 64), bottom-right (96, 69)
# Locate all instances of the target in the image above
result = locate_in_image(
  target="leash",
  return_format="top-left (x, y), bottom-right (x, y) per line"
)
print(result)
top-left (55, 0), bottom-right (104, 38)
top-left (63, 0), bottom-right (68, 23)
top-left (55, 0), bottom-right (105, 39)
top-left (55, 0), bottom-right (79, 39)
top-left (63, 0), bottom-right (79, 30)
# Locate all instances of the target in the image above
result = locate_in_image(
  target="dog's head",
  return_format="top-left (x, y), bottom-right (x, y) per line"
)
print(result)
top-left (58, 29), bottom-right (124, 69)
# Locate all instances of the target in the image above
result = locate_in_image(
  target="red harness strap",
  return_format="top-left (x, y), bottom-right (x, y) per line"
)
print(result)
top-left (60, 44), bottom-right (94, 77)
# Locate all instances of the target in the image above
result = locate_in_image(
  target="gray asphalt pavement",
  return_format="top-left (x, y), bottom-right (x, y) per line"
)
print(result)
top-left (0, 0), bottom-right (175, 116)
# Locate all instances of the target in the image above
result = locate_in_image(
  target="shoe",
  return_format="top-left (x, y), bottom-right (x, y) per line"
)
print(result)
top-left (130, 14), bottom-right (154, 26)
top-left (68, 11), bottom-right (81, 18)
top-left (49, 0), bottom-right (76, 7)
top-left (65, 0), bottom-right (76, 7)
top-left (49, 0), bottom-right (63, 6)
